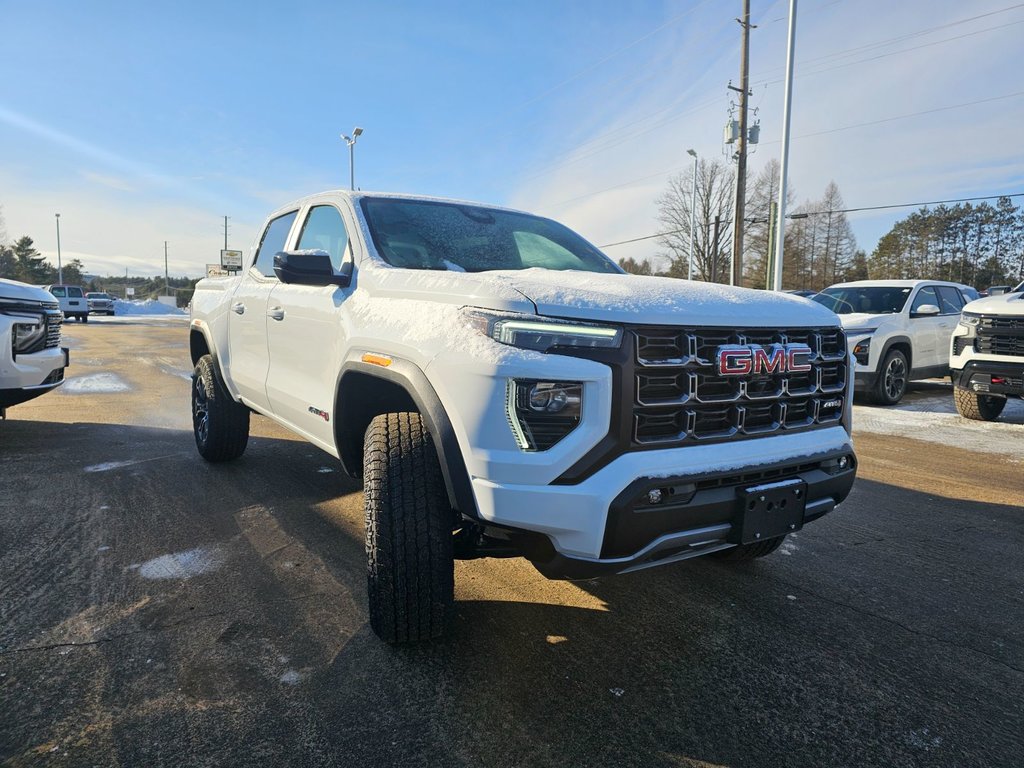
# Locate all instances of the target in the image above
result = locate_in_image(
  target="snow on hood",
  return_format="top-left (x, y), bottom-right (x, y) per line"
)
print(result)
top-left (835, 312), bottom-right (894, 330)
top-left (491, 269), bottom-right (840, 327)
top-left (0, 277), bottom-right (54, 304)
top-left (964, 291), bottom-right (1024, 317)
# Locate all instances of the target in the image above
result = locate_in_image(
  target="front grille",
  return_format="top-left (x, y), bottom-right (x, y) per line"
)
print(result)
top-left (976, 315), bottom-right (1024, 357)
top-left (45, 310), bottom-right (62, 348)
top-left (632, 326), bottom-right (847, 447)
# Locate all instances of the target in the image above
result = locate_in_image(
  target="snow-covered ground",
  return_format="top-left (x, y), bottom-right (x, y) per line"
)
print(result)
top-left (113, 298), bottom-right (186, 315)
top-left (853, 381), bottom-right (1024, 460)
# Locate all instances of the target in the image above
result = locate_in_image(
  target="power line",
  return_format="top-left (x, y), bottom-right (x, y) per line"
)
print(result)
top-left (599, 192), bottom-right (1024, 249)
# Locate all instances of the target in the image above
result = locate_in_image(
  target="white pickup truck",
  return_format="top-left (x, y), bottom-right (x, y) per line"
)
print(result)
top-left (188, 190), bottom-right (857, 643)
top-left (0, 277), bottom-right (69, 418)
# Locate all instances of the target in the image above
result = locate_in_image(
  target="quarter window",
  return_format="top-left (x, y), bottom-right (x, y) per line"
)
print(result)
top-left (296, 205), bottom-right (349, 270)
top-left (253, 211), bottom-right (299, 278)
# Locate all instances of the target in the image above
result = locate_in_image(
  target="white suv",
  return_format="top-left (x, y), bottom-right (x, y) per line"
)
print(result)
top-left (814, 279), bottom-right (973, 404)
top-left (1, 277), bottom-right (69, 418)
top-left (45, 284), bottom-right (90, 323)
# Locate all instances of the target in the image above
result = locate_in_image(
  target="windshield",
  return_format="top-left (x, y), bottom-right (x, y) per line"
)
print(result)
top-left (813, 286), bottom-right (912, 315)
top-left (360, 197), bottom-right (622, 274)
top-left (1012, 281), bottom-right (1024, 293)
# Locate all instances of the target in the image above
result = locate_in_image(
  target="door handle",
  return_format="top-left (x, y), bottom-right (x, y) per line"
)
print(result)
top-left (267, 307), bottom-right (285, 321)
top-left (231, 302), bottom-right (245, 315)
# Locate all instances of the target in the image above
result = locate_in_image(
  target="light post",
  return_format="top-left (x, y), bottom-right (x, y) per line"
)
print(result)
top-left (55, 213), bottom-right (63, 284)
top-left (686, 149), bottom-right (698, 280)
top-left (341, 126), bottom-right (364, 190)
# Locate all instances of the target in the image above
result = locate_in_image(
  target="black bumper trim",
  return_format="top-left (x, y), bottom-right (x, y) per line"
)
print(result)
top-left (953, 359), bottom-right (1024, 396)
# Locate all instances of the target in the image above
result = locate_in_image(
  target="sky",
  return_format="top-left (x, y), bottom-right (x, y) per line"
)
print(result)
top-left (1, 0), bottom-right (1023, 280)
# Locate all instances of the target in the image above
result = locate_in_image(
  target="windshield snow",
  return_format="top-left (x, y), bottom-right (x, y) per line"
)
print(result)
top-left (360, 197), bottom-right (621, 274)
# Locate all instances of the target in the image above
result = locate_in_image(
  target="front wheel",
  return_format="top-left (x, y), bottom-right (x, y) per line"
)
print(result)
top-left (954, 385), bottom-right (1006, 421)
top-left (364, 412), bottom-right (454, 644)
top-left (871, 349), bottom-right (908, 405)
top-left (192, 354), bottom-right (249, 462)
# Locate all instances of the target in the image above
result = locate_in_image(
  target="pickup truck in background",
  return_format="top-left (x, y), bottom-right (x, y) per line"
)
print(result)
top-left (0, 277), bottom-right (69, 418)
top-left (950, 280), bottom-right (1024, 421)
top-left (188, 190), bottom-right (858, 643)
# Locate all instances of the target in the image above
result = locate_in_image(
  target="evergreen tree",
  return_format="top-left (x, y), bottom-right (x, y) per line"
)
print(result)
top-left (12, 237), bottom-right (49, 284)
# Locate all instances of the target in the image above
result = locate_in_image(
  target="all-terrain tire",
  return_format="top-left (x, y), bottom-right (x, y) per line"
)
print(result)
top-left (192, 354), bottom-right (250, 462)
top-left (953, 385), bottom-right (1006, 421)
top-left (364, 412), bottom-right (454, 644)
top-left (713, 535), bottom-right (787, 562)
top-left (871, 349), bottom-right (908, 405)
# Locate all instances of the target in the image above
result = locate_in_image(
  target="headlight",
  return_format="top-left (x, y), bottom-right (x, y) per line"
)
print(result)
top-left (466, 310), bottom-right (621, 353)
top-left (852, 338), bottom-right (870, 366)
top-left (959, 312), bottom-right (981, 327)
top-left (7, 312), bottom-right (47, 355)
top-left (844, 326), bottom-right (878, 336)
top-left (506, 380), bottom-right (582, 450)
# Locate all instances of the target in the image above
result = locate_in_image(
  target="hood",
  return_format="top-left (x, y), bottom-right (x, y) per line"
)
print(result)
top-left (490, 269), bottom-right (841, 327)
top-left (835, 312), bottom-right (894, 331)
top-left (964, 291), bottom-right (1024, 317)
top-left (0, 277), bottom-right (54, 304)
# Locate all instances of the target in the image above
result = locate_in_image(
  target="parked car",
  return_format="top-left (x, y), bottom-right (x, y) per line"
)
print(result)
top-left (0, 277), bottom-right (70, 418)
top-left (814, 279), bottom-right (973, 404)
top-left (785, 289), bottom-right (818, 298)
top-left (86, 291), bottom-right (115, 315)
top-left (955, 284), bottom-right (981, 303)
top-left (188, 189), bottom-right (857, 643)
top-left (45, 284), bottom-right (90, 322)
top-left (950, 280), bottom-right (1024, 421)
top-left (986, 285), bottom-right (1012, 296)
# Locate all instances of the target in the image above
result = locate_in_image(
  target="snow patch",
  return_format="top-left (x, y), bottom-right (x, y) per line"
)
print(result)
top-left (130, 547), bottom-right (222, 580)
top-left (113, 299), bottom-right (186, 316)
top-left (85, 460), bottom-right (140, 473)
top-left (62, 373), bottom-right (130, 393)
top-left (280, 670), bottom-right (303, 685)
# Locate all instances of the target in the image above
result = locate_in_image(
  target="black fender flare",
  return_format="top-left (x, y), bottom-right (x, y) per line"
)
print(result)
top-left (876, 334), bottom-right (913, 370)
top-left (334, 358), bottom-right (478, 519)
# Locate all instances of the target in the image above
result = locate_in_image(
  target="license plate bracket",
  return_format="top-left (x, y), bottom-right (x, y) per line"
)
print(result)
top-left (732, 479), bottom-right (807, 544)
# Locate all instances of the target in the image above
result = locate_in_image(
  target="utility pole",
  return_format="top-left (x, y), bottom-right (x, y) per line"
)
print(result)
top-left (687, 149), bottom-right (698, 280)
top-left (223, 216), bottom-right (230, 250)
top-left (55, 213), bottom-right (63, 284)
top-left (773, 0), bottom-right (798, 292)
top-left (164, 241), bottom-right (170, 297)
top-left (730, 0), bottom-right (754, 288)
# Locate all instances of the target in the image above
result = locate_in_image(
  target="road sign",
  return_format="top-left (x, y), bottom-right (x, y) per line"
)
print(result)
top-left (220, 249), bottom-right (243, 270)
top-left (126, 287), bottom-right (135, 297)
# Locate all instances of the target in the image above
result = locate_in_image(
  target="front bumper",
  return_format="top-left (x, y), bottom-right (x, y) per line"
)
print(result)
top-left (0, 345), bottom-right (69, 409)
top-left (952, 359), bottom-right (1024, 397)
top-left (470, 425), bottom-right (855, 577)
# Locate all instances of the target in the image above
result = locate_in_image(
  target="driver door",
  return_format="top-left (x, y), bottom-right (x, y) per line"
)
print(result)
top-left (907, 285), bottom-right (944, 369)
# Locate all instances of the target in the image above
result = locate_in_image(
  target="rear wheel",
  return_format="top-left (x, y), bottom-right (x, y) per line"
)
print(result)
top-left (713, 535), bottom-right (787, 561)
top-left (81, 314), bottom-right (89, 323)
top-left (191, 354), bottom-right (249, 462)
top-left (954, 385), bottom-right (1006, 421)
top-left (871, 349), bottom-right (908, 405)
top-left (364, 412), bottom-right (454, 644)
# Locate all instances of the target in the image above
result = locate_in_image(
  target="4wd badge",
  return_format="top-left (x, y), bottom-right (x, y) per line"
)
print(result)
top-left (716, 343), bottom-right (813, 376)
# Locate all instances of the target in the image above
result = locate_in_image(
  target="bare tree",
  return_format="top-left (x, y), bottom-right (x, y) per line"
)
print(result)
top-left (656, 159), bottom-right (735, 282)
top-left (744, 159), bottom-right (794, 289)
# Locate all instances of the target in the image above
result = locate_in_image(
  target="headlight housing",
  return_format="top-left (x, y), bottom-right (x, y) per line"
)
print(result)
top-left (466, 310), bottom-right (621, 353)
top-left (844, 326), bottom-right (878, 336)
top-left (6, 312), bottom-right (47, 356)
top-left (959, 312), bottom-right (981, 328)
top-left (506, 380), bottom-right (583, 450)
top-left (852, 338), bottom-right (870, 366)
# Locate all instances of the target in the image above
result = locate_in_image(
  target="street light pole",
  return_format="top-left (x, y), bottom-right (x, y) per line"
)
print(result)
top-left (55, 213), bottom-right (63, 284)
top-left (340, 126), bottom-right (364, 190)
top-left (687, 149), bottom-right (698, 280)
top-left (773, 0), bottom-right (798, 292)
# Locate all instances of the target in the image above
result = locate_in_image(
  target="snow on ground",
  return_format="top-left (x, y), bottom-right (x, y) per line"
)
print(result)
top-left (853, 381), bottom-right (1024, 461)
top-left (62, 373), bottom-right (131, 393)
top-left (129, 547), bottom-right (222, 580)
top-left (113, 299), bottom-right (186, 316)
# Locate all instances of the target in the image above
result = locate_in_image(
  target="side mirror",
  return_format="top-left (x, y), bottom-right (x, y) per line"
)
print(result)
top-left (911, 303), bottom-right (940, 317)
top-left (274, 250), bottom-right (352, 287)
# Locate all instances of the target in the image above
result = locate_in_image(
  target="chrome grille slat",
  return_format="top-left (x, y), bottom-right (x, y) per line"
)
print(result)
top-left (632, 325), bottom-right (847, 446)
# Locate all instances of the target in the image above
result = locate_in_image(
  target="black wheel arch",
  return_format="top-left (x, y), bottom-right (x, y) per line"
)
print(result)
top-left (334, 359), bottom-right (478, 519)
top-left (877, 335), bottom-right (912, 370)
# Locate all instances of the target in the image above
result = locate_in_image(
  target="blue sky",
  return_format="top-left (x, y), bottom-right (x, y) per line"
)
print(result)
top-left (2, 0), bottom-right (1023, 279)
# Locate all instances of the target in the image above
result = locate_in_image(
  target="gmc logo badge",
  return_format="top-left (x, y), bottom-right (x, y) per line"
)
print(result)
top-left (717, 343), bottom-right (813, 376)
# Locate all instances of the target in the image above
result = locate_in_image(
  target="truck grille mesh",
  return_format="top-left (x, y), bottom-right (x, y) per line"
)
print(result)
top-left (45, 310), bottom-right (62, 348)
top-left (976, 316), bottom-right (1024, 356)
top-left (632, 326), bottom-right (847, 446)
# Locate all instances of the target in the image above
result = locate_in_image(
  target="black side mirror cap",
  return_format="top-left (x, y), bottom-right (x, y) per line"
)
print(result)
top-left (274, 250), bottom-right (352, 287)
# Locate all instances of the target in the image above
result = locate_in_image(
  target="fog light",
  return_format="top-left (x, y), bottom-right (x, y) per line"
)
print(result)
top-left (506, 380), bottom-right (583, 451)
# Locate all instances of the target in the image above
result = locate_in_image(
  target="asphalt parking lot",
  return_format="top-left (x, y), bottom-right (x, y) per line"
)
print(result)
top-left (1, 318), bottom-right (1022, 767)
